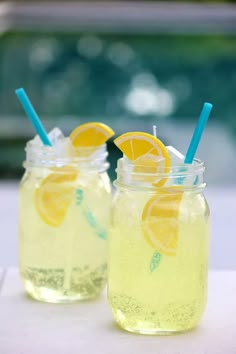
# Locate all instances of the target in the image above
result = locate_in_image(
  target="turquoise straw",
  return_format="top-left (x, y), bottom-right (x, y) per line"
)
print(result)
top-left (15, 88), bottom-right (52, 146)
top-left (16, 88), bottom-right (106, 241)
top-left (184, 102), bottom-right (213, 164)
top-left (174, 102), bottom-right (213, 185)
top-left (150, 102), bottom-right (213, 273)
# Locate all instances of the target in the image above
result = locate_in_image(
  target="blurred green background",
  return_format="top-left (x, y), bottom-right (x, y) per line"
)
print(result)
top-left (0, 1), bottom-right (236, 183)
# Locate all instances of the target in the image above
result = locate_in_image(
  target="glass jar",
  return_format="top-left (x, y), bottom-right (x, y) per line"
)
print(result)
top-left (19, 141), bottom-right (112, 303)
top-left (108, 157), bottom-right (210, 334)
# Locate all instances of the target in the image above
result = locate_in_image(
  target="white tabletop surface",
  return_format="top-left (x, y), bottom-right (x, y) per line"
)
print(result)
top-left (0, 268), bottom-right (235, 354)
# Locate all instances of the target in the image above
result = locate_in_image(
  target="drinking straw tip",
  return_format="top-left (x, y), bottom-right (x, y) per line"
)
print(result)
top-left (15, 87), bottom-right (52, 146)
top-left (184, 101), bottom-right (213, 164)
top-left (204, 102), bottom-right (213, 110)
top-left (15, 88), bottom-right (24, 95)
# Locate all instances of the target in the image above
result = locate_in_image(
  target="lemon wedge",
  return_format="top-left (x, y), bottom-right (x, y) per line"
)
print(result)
top-left (70, 122), bottom-right (115, 148)
top-left (142, 189), bottom-right (183, 256)
top-left (114, 131), bottom-right (171, 186)
top-left (35, 166), bottom-right (78, 227)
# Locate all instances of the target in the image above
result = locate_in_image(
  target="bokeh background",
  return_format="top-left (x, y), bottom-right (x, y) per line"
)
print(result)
top-left (0, 1), bottom-right (236, 268)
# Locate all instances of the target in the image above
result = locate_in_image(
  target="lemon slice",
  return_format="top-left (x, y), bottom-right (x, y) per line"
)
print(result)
top-left (70, 122), bottom-right (115, 148)
top-left (142, 189), bottom-right (183, 256)
top-left (35, 166), bottom-right (78, 227)
top-left (114, 132), bottom-right (169, 161)
top-left (114, 132), bottom-right (171, 185)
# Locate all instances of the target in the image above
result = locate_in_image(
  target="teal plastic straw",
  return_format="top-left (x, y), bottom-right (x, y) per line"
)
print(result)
top-left (184, 102), bottom-right (213, 163)
top-left (15, 88), bottom-right (52, 146)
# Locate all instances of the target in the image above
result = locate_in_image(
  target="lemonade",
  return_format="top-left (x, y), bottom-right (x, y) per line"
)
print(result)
top-left (18, 123), bottom-right (114, 303)
top-left (108, 184), bottom-right (209, 334)
top-left (108, 132), bottom-right (210, 334)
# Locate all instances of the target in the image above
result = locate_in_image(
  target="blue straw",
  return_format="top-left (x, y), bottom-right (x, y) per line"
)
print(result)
top-left (15, 88), bottom-right (52, 146)
top-left (184, 102), bottom-right (213, 163)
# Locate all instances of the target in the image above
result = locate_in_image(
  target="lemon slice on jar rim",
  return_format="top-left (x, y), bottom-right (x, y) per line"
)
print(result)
top-left (70, 122), bottom-right (115, 148)
top-left (114, 131), bottom-right (184, 256)
top-left (35, 123), bottom-right (114, 227)
top-left (114, 131), bottom-right (171, 186)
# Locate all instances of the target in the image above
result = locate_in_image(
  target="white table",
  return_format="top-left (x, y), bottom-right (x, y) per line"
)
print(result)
top-left (0, 269), bottom-right (235, 354)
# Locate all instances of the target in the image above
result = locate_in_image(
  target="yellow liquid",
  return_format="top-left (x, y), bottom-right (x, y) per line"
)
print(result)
top-left (108, 190), bottom-right (210, 334)
top-left (19, 169), bottom-right (112, 303)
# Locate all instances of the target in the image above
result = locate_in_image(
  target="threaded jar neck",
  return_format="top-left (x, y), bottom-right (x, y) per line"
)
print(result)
top-left (23, 141), bottom-right (109, 172)
top-left (115, 156), bottom-right (205, 191)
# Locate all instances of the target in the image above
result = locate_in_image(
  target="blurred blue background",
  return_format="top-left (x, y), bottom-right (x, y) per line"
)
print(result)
top-left (0, 1), bottom-right (235, 268)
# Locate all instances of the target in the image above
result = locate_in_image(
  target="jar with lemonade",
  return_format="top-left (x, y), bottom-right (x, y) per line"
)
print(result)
top-left (108, 132), bottom-right (210, 334)
top-left (19, 122), bottom-right (114, 303)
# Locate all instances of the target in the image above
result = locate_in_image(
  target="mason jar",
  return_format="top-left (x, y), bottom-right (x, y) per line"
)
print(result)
top-left (19, 141), bottom-right (112, 303)
top-left (108, 156), bottom-right (210, 334)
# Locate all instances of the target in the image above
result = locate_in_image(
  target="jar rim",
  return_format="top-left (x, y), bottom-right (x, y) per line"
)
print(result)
top-left (23, 141), bottom-right (109, 172)
top-left (116, 156), bottom-right (204, 175)
top-left (115, 156), bottom-right (205, 190)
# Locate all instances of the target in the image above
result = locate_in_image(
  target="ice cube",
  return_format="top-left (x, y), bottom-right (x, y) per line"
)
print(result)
top-left (29, 134), bottom-right (43, 147)
top-left (166, 146), bottom-right (184, 165)
top-left (47, 127), bottom-right (65, 145)
top-left (54, 137), bottom-right (74, 158)
top-left (27, 127), bottom-right (64, 148)
top-left (135, 154), bottom-right (166, 170)
top-left (166, 146), bottom-right (198, 186)
top-left (45, 127), bottom-right (75, 158)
